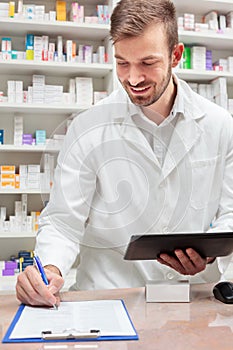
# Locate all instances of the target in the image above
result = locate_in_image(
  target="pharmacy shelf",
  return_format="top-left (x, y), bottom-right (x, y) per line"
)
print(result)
top-left (0, 275), bottom-right (17, 293)
top-left (175, 68), bottom-right (233, 83)
top-left (0, 189), bottom-right (50, 194)
top-left (0, 231), bottom-right (36, 238)
top-left (0, 144), bottom-right (61, 152)
top-left (178, 30), bottom-right (233, 50)
top-left (0, 268), bottom-right (76, 293)
top-left (0, 61), bottom-right (113, 78)
top-left (0, 102), bottom-right (89, 114)
top-left (0, 18), bottom-right (110, 41)
top-left (174, 0), bottom-right (233, 14)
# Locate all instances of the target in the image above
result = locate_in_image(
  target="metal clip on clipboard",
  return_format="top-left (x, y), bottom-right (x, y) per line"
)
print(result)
top-left (41, 329), bottom-right (101, 340)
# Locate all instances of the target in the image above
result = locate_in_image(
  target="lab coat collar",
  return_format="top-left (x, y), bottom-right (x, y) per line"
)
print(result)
top-left (118, 75), bottom-right (204, 175)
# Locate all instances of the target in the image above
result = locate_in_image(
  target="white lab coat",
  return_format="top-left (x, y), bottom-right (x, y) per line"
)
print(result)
top-left (36, 77), bottom-right (233, 289)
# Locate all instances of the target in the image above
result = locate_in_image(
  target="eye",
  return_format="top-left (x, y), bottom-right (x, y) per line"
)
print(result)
top-left (117, 61), bottom-right (128, 66)
top-left (142, 61), bottom-right (155, 66)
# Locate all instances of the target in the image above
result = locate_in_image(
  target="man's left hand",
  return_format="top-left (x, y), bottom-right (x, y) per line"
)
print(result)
top-left (157, 248), bottom-right (215, 276)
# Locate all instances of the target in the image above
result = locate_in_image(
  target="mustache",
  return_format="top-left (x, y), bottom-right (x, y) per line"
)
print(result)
top-left (125, 82), bottom-right (153, 88)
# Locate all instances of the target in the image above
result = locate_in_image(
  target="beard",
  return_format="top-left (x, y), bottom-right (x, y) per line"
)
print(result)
top-left (120, 65), bottom-right (172, 107)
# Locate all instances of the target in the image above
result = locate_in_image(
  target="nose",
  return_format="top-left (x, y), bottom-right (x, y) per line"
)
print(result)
top-left (128, 66), bottom-right (145, 86)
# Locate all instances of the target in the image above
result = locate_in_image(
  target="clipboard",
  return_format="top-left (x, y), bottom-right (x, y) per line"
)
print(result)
top-left (2, 300), bottom-right (138, 343)
top-left (124, 232), bottom-right (233, 260)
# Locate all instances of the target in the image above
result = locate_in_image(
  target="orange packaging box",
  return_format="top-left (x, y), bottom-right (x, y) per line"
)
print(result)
top-left (1, 173), bottom-right (15, 181)
top-left (1, 181), bottom-right (15, 188)
top-left (56, 1), bottom-right (66, 21)
top-left (1, 165), bottom-right (15, 174)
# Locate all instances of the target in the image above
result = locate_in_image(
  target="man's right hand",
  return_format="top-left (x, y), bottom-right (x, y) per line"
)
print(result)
top-left (16, 264), bottom-right (64, 307)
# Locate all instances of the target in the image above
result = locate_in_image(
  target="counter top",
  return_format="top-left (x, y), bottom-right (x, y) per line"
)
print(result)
top-left (0, 284), bottom-right (233, 350)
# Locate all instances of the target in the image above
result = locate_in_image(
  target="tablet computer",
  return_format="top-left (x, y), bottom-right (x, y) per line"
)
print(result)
top-left (124, 232), bottom-right (233, 260)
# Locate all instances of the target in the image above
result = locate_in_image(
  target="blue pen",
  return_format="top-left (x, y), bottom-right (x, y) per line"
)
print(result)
top-left (33, 254), bottom-right (57, 309)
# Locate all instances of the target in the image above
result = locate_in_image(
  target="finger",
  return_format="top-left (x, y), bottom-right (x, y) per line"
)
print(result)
top-left (174, 249), bottom-right (196, 274)
top-left (185, 248), bottom-right (206, 271)
top-left (55, 294), bottom-right (61, 307)
top-left (18, 266), bottom-right (57, 306)
top-left (16, 283), bottom-right (30, 305)
top-left (157, 257), bottom-right (173, 268)
top-left (45, 269), bottom-right (64, 294)
top-left (175, 249), bottom-right (206, 275)
top-left (158, 253), bottom-right (186, 274)
top-left (16, 268), bottom-right (41, 305)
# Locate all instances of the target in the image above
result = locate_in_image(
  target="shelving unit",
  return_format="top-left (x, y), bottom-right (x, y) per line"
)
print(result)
top-left (175, 69), bottom-right (233, 83)
top-left (178, 30), bottom-right (233, 50)
top-left (173, 0), bottom-right (233, 14)
top-left (174, 0), bottom-right (233, 114)
top-left (0, 0), bottom-right (115, 261)
top-left (0, 17), bottom-right (110, 40)
top-left (0, 60), bottom-right (113, 77)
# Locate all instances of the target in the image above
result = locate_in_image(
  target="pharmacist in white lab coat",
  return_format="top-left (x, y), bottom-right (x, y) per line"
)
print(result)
top-left (16, 0), bottom-right (233, 307)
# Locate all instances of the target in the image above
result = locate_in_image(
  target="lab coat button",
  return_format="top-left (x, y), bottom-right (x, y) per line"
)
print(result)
top-left (166, 272), bottom-right (175, 280)
top-left (162, 226), bottom-right (169, 234)
top-left (159, 180), bottom-right (166, 188)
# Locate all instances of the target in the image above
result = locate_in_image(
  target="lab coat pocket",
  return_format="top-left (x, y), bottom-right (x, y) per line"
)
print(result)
top-left (189, 155), bottom-right (222, 209)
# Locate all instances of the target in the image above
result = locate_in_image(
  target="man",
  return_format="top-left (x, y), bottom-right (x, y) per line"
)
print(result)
top-left (16, 0), bottom-right (233, 307)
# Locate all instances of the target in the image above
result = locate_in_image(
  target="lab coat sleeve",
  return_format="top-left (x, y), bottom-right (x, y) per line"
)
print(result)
top-left (35, 114), bottom-right (97, 277)
top-left (206, 113), bottom-right (233, 278)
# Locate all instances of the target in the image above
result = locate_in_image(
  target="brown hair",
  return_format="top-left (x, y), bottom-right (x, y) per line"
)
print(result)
top-left (110, 0), bottom-right (178, 55)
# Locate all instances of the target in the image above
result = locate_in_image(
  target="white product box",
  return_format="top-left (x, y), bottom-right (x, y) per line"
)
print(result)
top-left (19, 164), bottom-right (28, 176)
top-left (75, 77), bottom-right (93, 105)
top-left (0, 3), bottom-right (9, 10)
top-left (84, 45), bottom-right (93, 64)
top-left (146, 280), bottom-right (190, 303)
top-left (28, 173), bottom-right (40, 182)
top-left (214, 93), bottom-right (228, 110)
top-left (211, 77), bottom-right (227, 97)
top-left (219, 15), bottom-right (226, 30)
top-left (15, 81), bottom-right (23, 92)
top-left (15, 92), bottom-right (23, 104)
top-left (227, 56), bottom-right (233, 73)
top-left (214, 58), bottom-right (228, 71)
top-left (57, 36), bottom-right (63, 62)
top-left (0, 9), bottom-right (9, 17)
top-left (203, 10), bottom-right (218, 31)
top-left (26, 216), bottom-right (33, 232)
top-left (27, 180), bottom-right (40, 189)
top-left (94, 91), bottom-right (108, 104)
top-left (97, 46), bottom-right (105, 64)
top-left (42, 36), bottom-right (49, 51)
top-left (66, 40), bottom-right (73, 62)
top-left (228, 99), bottom-right (233, 114)
top-left (49, 11), bottom-right (56, 21)
top-left (19, 175), bottom-right (27, 189)
top-left (195, 23), bottom-right (209, 31)
top-left (21, 193), bottom-right (27, 206)
top-left (191, 46), bottom-right (206, 70)
top-left (226, 11), bottom-right (233, 29)
top-left (0, 207), bottom-right (6, 221)
top-left (32, 75), bottom-right (45, 84)
top-left (28, 164), bottom-right (40, 173)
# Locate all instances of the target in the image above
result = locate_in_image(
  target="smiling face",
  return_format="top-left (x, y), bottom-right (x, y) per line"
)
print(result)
top-left (114, 22), bottom-right (183, 113)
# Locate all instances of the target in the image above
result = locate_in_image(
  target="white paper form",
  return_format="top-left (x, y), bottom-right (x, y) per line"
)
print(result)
top-left (9, 300), bottom-right (137, 339)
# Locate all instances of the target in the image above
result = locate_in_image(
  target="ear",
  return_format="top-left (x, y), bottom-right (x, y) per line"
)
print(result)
top-left (172, 43), bottom-right (184, 68)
